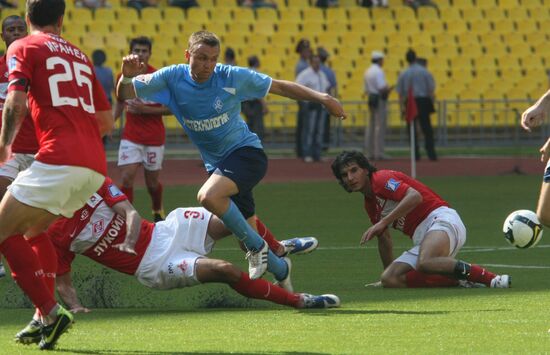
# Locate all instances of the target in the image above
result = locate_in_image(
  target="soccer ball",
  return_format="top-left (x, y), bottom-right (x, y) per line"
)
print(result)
top-left (503, 210), bottom-right (543, 249)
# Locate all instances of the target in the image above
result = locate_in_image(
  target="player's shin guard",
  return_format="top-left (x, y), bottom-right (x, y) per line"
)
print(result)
top-left (220, 201), bottom-right (264, 251)
top-left (255, 217), bottom-right (283, 253)
top-left (230, 272), bottom-right (300, 308)
top-left (148, 182), bottom-right (163, 212)
top-left (0, 235), bottom-right (57, 316)
top-left (406, 270), bottom-right (459, 287)
top-left (120, 186), bottom-right (134, 203)
top-left (27, 233), bottom-right (57, 296)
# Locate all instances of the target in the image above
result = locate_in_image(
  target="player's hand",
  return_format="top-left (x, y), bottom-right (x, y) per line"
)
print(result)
top-left (322, 95), bottom-right (347, 120)
top-left (540, 137), bottom-right (550, 163)
top-left (521, 103), bottom-right (546, 132)
top-left (70, 305), bottom-right (91, 314)
top-left (121, 54), bottom-right (145, 78)
top-left (113, 241), bottom-right (137, 255)
top-left (360, 222), bottom-right (387, 245)
top-left (0, 145), bottom-right (12, 164)
top-left (365, 280), bottom-right (382, 288)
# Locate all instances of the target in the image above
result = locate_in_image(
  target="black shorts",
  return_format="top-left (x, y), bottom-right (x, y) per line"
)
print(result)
top-left (212, 147), bottom-right (267, 219)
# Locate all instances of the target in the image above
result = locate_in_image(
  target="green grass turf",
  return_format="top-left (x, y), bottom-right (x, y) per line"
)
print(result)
top-left (2, 175), bottom-right (550, 353)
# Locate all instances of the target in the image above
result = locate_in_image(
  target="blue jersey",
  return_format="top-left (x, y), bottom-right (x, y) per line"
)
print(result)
top-left (133, 63), bottom-right (272, 171)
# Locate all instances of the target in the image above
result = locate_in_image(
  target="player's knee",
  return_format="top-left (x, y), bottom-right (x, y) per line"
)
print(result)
top-left (537, 209), bottom-right (550, 228)
top-left (416, 258), bottom-right (431, 274)
top-left (197, 189), bottom-right (218, 210)
top-left (213, 260), bottom-right (240, 283)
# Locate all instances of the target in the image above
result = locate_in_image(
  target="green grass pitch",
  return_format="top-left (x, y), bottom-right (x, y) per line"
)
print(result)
top-left (2, 175), bottom-right (550, 353)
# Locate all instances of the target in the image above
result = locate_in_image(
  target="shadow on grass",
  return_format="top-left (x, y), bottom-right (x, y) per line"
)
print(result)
top-left (59, 350), bottom-right (328, 355)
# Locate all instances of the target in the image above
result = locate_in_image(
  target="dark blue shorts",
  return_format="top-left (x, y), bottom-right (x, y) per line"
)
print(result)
top-left (212, 147), bottom-right (267, 219)
top-left (544, 160), bottom-right (550, 183)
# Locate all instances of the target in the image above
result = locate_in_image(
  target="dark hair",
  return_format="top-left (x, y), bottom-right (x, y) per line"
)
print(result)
top-left (317, 47), bottom-right (329, 62)
top-left (331, 150), bottom-right (377, 192)
top-left (247, 55), bottom-right (259, 68)
top-left (406, 49), bottom-right (417, 64)
top-left (225, 47), bottom-right (235, 61)
top-left (92, 49), bottom-right (106, 66)
top-left (188, 30), bottom-right (220, 53)
top-left (129, 36), bottom-right (152, 53)
top-left (295, 38), bottom-right (310, 54)
top-left (2, 15), bottom-right (25, 31)
top-left (27, 0), bottom-right (65, 27)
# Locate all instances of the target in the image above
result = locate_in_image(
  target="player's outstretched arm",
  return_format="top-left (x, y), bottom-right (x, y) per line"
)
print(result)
top-left (112, 200), bottom-right (142, 255)
top-left (56, 272), bottom-right (90, 313)
top-left (0, 90), bottom-right (26, 163)
top-left (116, 54), bottom-right (144, 101)
top-left (521, 89), bottom-right (550, 132)
top-left (269, 79), bottom-right (347, 120)
top-left (377, 229), bottom-right (394, 270)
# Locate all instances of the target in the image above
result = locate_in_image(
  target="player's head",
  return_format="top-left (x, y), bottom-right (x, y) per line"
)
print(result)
top-left (405, 49), bottom-right (417, 65)
top-left (331, 151), bottom-right (377, 193)
top-left (309, 53), bottom-right (321, 71)
top-left (1, 15), bottom-right (26, 48)
top-left (186, 31), bottom-right (220, 83)
top-left (92, 49), bottom-right (106, 66)
top-left (26, 0), bottom-right (65, 30)
top-left (129, 36), bottom-right (152, 65)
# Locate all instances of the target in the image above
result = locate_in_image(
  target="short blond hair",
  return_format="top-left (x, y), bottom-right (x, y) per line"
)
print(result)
top-left (188, 31), bottom-right (220, 53)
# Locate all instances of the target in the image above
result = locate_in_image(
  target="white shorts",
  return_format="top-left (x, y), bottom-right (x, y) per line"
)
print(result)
top-left (117, 139), bottom-right (164, 171)
top-left (0, 153), bottom-right (35, 180)
top-left (395, 206), bottom-right (467, 269)
top-left (8, 161), bottom-right (105, 218)
top-left (135, 207), bottom-right (215, 290)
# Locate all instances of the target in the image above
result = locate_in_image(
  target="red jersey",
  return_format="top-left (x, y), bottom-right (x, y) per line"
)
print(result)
top-left (364, 170), bottom-right (449, 237)
top-left (49, 177), bottom-right (154, 276)
top-left (118, 65), bottom-right (165, 146)
top-left (7, 32), bottom-right (110, 174)
top-left (0, 55), bottom-right (38, 154)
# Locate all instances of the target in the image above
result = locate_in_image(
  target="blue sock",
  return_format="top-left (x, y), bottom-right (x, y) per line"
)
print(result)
top-left (268, 251), bottom-right (288, 281)
top-left (220, 201), bottom-right (264, 252)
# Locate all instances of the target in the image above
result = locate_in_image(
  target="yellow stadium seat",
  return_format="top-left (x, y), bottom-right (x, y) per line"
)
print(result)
top-left (141, 7), bottom-right (163, 23)
top-left (64, 21), bottom-right (88, 35)
top-left (94, 8), bottom-right (117, 23)
top-left (497, 54), bottom-right (519, 69)
top-left (63, 33), bottom-right (82, 47)
top-left (456, 32), bottom-right (478, 47)
top-left (348, 18), bottom-right (373, 33)
top-left (163, 7), bottom-right (185, 22)
top-left (445, 19), bottom-right (468, 35)
top-left (70, 8), bottom-right (93, 22)
top-left (253, 21), bottom-right (276, 36)
top-left (386, 32), bottom-right (411, 46)
top-left (460, 43), bottom-right (483, 58)
top-left (316, 32), bottom-right (340, 48)
top-left (452, 0), bottom-right (474, 9)
top-left (522, 0), bottom-right (543, 8)
top-left (301, 22), bottom-right (325, 35)
top-left (416, 6), bottom-right (438, 21)
top-left (222, 32), bottom-right (248, 48)
top-left (116, 8), bottom-right (140, 23)
top-left (469, 19), bottom-right (492, 35)
top-left (515, 19), bottom-right (538, 34)
top-left (482, 7), bottom-right (506, 22)
top-left (433, 32), bottom-right (456, 46)
top-left (157, 21), bottom-right (182, 35)
top-left (278, 7), bottom-right (301, 23)
top-left (134, 22), bottom-right (158, 37)
top-left (370, 7), bottom-right (393, 21)
top-left (392, 6), bottom-right (415, 22)
top-left (372, 19), bottom-right (396, 34)
top-left (439, 7), bottom-right (461, 21)
top-left (109, 21), bottom-right (135, 38)
top-left (342, 31), bottom-right (366, 46)
top-left (325, 21), bottom-right (348, 33)
top-left (428, 56), bottom-right (449, 70)
top-left (203, 21), bottom-right (227, 34)
top-left (256, 8), bottom-right (278, 22)
top-left (410, 32), bottom-right (433, 47)
top-left (499, 0), bottom-right (520, 10)
top-left (277, 20), bottom-right (301, 35)
top-left (105, 33), bottom-right (128, 51)
top-left (473, 55), bottom-right (497, 70)
top-left (484, 42), bottom-right (508, 56)
top-left (528, 6), bottom-right (550, 22)
top-left (478, 33), bottom-right (500, 46)
top-left (421, 19), bottom-right (445, 35)
top-left (494, 20), bottom-right (517, 36)
top-left (521, 55), bottom-right (543, 69)
top-left (285, 0), bottom-right (310, 8)
top-left (151, 33), bottom-right (177, 51)
top-left (325, 7), bottom-right (348, 23)
top-left (82, 33), bottom-right (104, 50)
top-left (198, 0), bottom-right (215, 6)
top-left (460, 7), bottom-right (483, 21)
top-left (91, 22), bottom-right (112, 36)
top-left (227, 21), bottom-right (251, 33)
top-left (302, 7), bottom-right (324, 23)
top-left (271, 0), bottom-right (286, 8)
top-left (398, 19), bottom-right (420, 34)
top-left (187, 7), bottom-right (209, 22)
top-left (434, 42), bottom-right (459, 57)
top-left (347, 7), bottom-right (370, 23)
top-left (475, 0), bottom-right (497, 10)
top-left (271, 32), bottom-right (295, 47)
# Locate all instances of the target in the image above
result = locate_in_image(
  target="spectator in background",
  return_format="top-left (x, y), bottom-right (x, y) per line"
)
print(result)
top-left (92, 49), bottom-right (115, 105)
top-left (127, 0), bottom-right (157, 11)
top-left (295, 38), bottom-right (312, 158)
top-left (224, 47), bottom-right (236, 66)
top-left (296, 53), bottom-right (331, 163)
top-left (361, 0), bottom-right (388, 7)
top-left (417, 57), bottom-right (428, 67)
top-left (404, 0), bottom-right (438, 10)
top-left (168, 0), bottom-right (198, 10)
top-left (364, 50), bottom-right (392, 161)
top-left (239, 0), bottom-right (277, 9)
top-left (318, 47), bottom-right (337, 153)
top-left (0, 0), bottom-right (16, 8)
top-left (242, 55), bottom-right (267, 140)
top-left (77, 0), bottom-right (110, 8)
top-left (315, 0), bottom-right (338, 8)
top-left (396, 49), bottom-right (437, 161)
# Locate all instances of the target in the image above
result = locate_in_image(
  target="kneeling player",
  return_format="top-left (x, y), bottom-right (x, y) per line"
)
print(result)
top-left (15, 178), bottom-right (338, 344)
top-left (332, 150), bottom-right (510, 289)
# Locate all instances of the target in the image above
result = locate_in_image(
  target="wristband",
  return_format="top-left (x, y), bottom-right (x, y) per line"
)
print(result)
top-left (120, 75), bottom-right (133, 85)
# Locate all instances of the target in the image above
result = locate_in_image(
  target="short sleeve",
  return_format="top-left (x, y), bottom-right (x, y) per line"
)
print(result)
top-left (101, 177), bottom-right (128, 207)
top-left (233, 66), bottom-right (272, 101)
top-left (6, 40), bottom-right (32, 92)
top-left (92, 73), bottom-right (111, 111)
top-left (133, 66), bottom-right (173, 106)
top-left (372, 170), bottom-right (411, 202)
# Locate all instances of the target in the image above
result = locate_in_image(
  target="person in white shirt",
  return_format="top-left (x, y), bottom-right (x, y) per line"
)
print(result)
top-left (364, 51), bottom-right (392, 160)
top-left (296, 54), bottom-right (331, 162)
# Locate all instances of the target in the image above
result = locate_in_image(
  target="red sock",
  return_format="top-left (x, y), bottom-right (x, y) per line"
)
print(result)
top-left (120, 186), bottom-right (134, 203)
top-left (27, 233), bottom-right (57, 296)
top-left (147, 182), bottom-right (163, 212)
top-left (0, 235), bottom-right (57, 315)
top-left (406, 270), bottom-right (459, 288)
top-left (230, 272), bottom-right (300, 308)
top-left (255, 217), bottom-right (282, 253)
top-left (467, 264), bottom-right (496, 286)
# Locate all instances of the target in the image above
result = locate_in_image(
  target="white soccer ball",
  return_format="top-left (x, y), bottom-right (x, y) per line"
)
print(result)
top-left (503, 210), bottom-right (543, 249)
